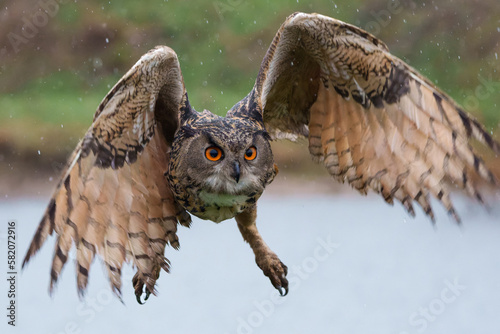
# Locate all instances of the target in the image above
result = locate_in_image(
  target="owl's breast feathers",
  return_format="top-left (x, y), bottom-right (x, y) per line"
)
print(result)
top-left (190, 190), bottom-right (258, 223)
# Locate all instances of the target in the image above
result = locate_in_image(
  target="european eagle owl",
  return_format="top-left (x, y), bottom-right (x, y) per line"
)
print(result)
top-left (23, 12), bottom-right (500, 303)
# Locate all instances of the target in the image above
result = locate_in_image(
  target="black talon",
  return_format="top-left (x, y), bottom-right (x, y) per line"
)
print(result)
top-left (133, 273), bottom-right (148, 305)
top-left (280, 277), bottom-right (289, 296)
top-left (145, 288), bottom-right (151, 301)
top-left (280, 263), bottom-right (289, 296)
top-left (258, 255), bottom-right (289, 296)
top-left (272, 265), bottom-right (289, 296)
top-left (136, 292), bottom-right (145, 305)
top-left (135, 287), bottom-right (153, 304)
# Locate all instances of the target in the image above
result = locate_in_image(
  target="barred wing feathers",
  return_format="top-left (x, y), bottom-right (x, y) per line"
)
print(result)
top-left (22, 46), bottom-right (191, 301)
top-left (246, 12), bottom-right (500, 222)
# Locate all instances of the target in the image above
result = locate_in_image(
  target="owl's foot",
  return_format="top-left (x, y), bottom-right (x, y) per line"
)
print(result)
top-left (132, 272), bottom-right (155, 304)
top-left (256, 252), bottom-right (289, 296)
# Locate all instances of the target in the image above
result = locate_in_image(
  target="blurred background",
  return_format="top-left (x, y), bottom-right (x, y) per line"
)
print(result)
top-left (0, 0), bottom-right (499, 197)
top-left (1, 1), bottom-right (500, 334)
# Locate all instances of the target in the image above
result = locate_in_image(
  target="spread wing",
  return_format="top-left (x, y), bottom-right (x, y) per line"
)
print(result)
top-left (22, 46), bottom-right (192, 302)
top-left (230, 12), bottom-right (500, 222)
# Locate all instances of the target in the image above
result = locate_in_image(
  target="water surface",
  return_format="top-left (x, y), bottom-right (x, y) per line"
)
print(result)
top-left (1, 194), bottom-right (499, 334)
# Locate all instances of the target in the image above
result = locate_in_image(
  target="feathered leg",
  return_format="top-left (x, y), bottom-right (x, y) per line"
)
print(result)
top-left (235, 206), bottom-right (288, 295)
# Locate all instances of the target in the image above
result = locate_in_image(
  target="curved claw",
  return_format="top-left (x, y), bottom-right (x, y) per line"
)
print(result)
top-left (134, 285), bottom-right (153, 304)
top-left (134, 283), bottom-right (154, 305)
top-left (133, 272), bottom-right (153, 305)
top-left (136, 293), bottom-right (145, 305)
top-left (260, 257), bottom-right (289, 296)
top-left (274, 266), bottom-right (289, 296)
top-left (278, 284), bottom-right (289, 296)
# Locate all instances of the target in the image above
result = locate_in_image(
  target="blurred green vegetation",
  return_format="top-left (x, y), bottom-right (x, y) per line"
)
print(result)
top-left (0, 0), bottom-right (499, 167)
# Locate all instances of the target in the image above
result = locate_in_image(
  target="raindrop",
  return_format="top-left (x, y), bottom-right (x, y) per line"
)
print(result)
top-left (105, 38), bottom-right (109, 43)
top-left (497, 27), bottom-right (500, 32)
top-left (200, 61), bottom-right (203, 65)
top-left (495, 53), bottom-right (498, 60)
top-left (291, 61), bottom-right (294, 66)
top-left (93, 57), bottom-right (103, 69)
top-left (37, 150), bottom-right (41, 155)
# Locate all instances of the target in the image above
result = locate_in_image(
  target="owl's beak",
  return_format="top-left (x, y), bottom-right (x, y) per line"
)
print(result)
top-left (231, 161), bottom-right (240, 183)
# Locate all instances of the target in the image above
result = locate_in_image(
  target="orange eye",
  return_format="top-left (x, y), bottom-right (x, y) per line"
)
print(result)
top-left (205, 146), bottom-right (223, 161)
top-left (244, 146), bottom-right (257, 161)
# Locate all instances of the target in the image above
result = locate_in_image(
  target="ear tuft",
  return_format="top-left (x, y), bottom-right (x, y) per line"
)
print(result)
top-left (179, 93), bottom-right (199, 125)
top-left (179, 125), bottom-right (199, 138)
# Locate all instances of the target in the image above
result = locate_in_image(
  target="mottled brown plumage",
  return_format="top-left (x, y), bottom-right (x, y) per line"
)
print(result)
top-left (23, 12), bottom-right (499, 302)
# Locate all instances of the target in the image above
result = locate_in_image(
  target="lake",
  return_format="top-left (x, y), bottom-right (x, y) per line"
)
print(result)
top-left (1, 193), bottom-right (500, 334)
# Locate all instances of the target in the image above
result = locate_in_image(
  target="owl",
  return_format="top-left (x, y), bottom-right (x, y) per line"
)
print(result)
top-left (23, 12), bottom-right (499, 303)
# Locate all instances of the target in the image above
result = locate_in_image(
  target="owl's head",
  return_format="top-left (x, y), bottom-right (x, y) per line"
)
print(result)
top-left (168, 110), bottom-right (277, 199)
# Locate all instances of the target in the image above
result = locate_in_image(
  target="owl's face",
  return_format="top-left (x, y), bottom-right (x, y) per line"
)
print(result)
top-left (167, 112), bottom-right (277, 222)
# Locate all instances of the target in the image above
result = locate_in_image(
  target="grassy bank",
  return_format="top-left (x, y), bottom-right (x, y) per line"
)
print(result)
top-left (1, 0), bottom-right (499, 183)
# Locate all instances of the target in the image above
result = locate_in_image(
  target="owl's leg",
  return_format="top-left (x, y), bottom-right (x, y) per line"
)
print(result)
top-left (235, 206), bottom-right (289, 295)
